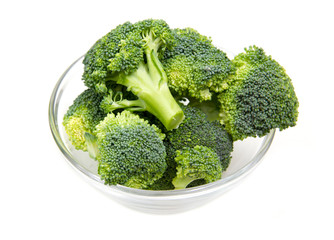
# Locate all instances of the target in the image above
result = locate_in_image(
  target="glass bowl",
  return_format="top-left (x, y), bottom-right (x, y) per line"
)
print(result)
top-left (49, 56), bottom-right (275, 214)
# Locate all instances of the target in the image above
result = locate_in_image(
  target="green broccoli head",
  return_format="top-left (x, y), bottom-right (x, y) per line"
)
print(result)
top-left (147, 105), bottom-right (233, 190)
top-left (218, 46), bottom-right (299, 141)
top-left (94, 111), bottom-right (166, 189)
top-left (172, 145), bottom-right (222, 189)
top-left (162, 28), bottom-right (235, 102)
top-left (166, 105), bottom-right (233, 170)
top-left (62, 88), bottom-right (106, 151)
top-left (82, 19), bottom-right (184, 131)
top-left (83, 19), bottom-right (174, 85)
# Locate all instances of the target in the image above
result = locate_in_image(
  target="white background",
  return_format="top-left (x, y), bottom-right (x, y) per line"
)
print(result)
top-left (1, 0), bottom-right (333, 239)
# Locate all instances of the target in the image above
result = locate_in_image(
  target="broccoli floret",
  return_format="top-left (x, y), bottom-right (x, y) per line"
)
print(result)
top-left (162, 28), bottom-right (235, 102)
top-left (93, 111), bottom-right (167, 189)
top-left (218, 46), bottom-right (299, 141)
top-left (172, 145), bottom-right (222, 189)
top-left (166, 105), bottom-right (233, 170)
top-left (82, 19), bottom-right (184, 131)
top-left (62, 88), bottom-right (106, 151)
top-left (148, 105), bottom-right (233, 190)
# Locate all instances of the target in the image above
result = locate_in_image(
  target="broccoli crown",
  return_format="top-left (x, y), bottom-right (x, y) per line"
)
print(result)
top-left (172, 145), bottom-right (222, 189)
top-left (166, 105), bottom-right (233, 170)
top-left (63, 88), bottom-right (106, 151)
top-left (162, 28), bottom-right (235, 101)
top-left (83, 19), bottom-right (174, 89)
top-left (218, 46), bottom-right (299, 141)
top-left (82, 19), bottom-right (184, 131)
top-left (94, 111), bottom-right (166, 189)
top-left (148, 105), bottom-right (233, 190)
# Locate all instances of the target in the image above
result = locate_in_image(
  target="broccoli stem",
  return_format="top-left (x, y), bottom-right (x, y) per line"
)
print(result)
top-left (113, 42), bottom-right (184, 130)
top-left (139, 82), bottom-right (184, 131)
top-left (172, 176), bottom-right (197, 190)
top-left (102, 98), bottom-right (147, 112)
top-left (84, 132), bottom-right (99, 160)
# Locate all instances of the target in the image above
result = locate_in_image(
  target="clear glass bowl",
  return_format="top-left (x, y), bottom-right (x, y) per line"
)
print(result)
top-left (49, 56), bottom-right (275, 214)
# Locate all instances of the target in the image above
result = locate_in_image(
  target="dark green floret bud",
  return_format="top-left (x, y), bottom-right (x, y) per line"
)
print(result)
top-left (218, 46), bottom-right (299, 141)
top-left (94, 111), bottom-right (167, 189)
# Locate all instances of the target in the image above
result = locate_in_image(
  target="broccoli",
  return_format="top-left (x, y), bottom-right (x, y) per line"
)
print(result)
top-left (172, 146), bottom-right (222, 189)
top-left (61, 19), bottom-right (300, 191)
top-left (148, 105), bottom-right (233, 190)
top-left (92, 111), bottom-right (166, 189)
top-left (166, 105), bottom-right (233, 170)
top-left (82, 19), bottom-right (184, 131)
top-left (99, 83), bottom-right (138, 114)
top-left (84, 132), bottom-right (100, 160)
top-left (63, 88), bottom-right (106, 151)
top-left (218, 46), bottom-right (299, 141)
top-left (162, 28), bottom-right (235, 102)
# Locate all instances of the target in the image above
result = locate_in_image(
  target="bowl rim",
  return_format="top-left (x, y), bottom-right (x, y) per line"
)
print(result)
top-left (49, 56), bottom-right (275, 198)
